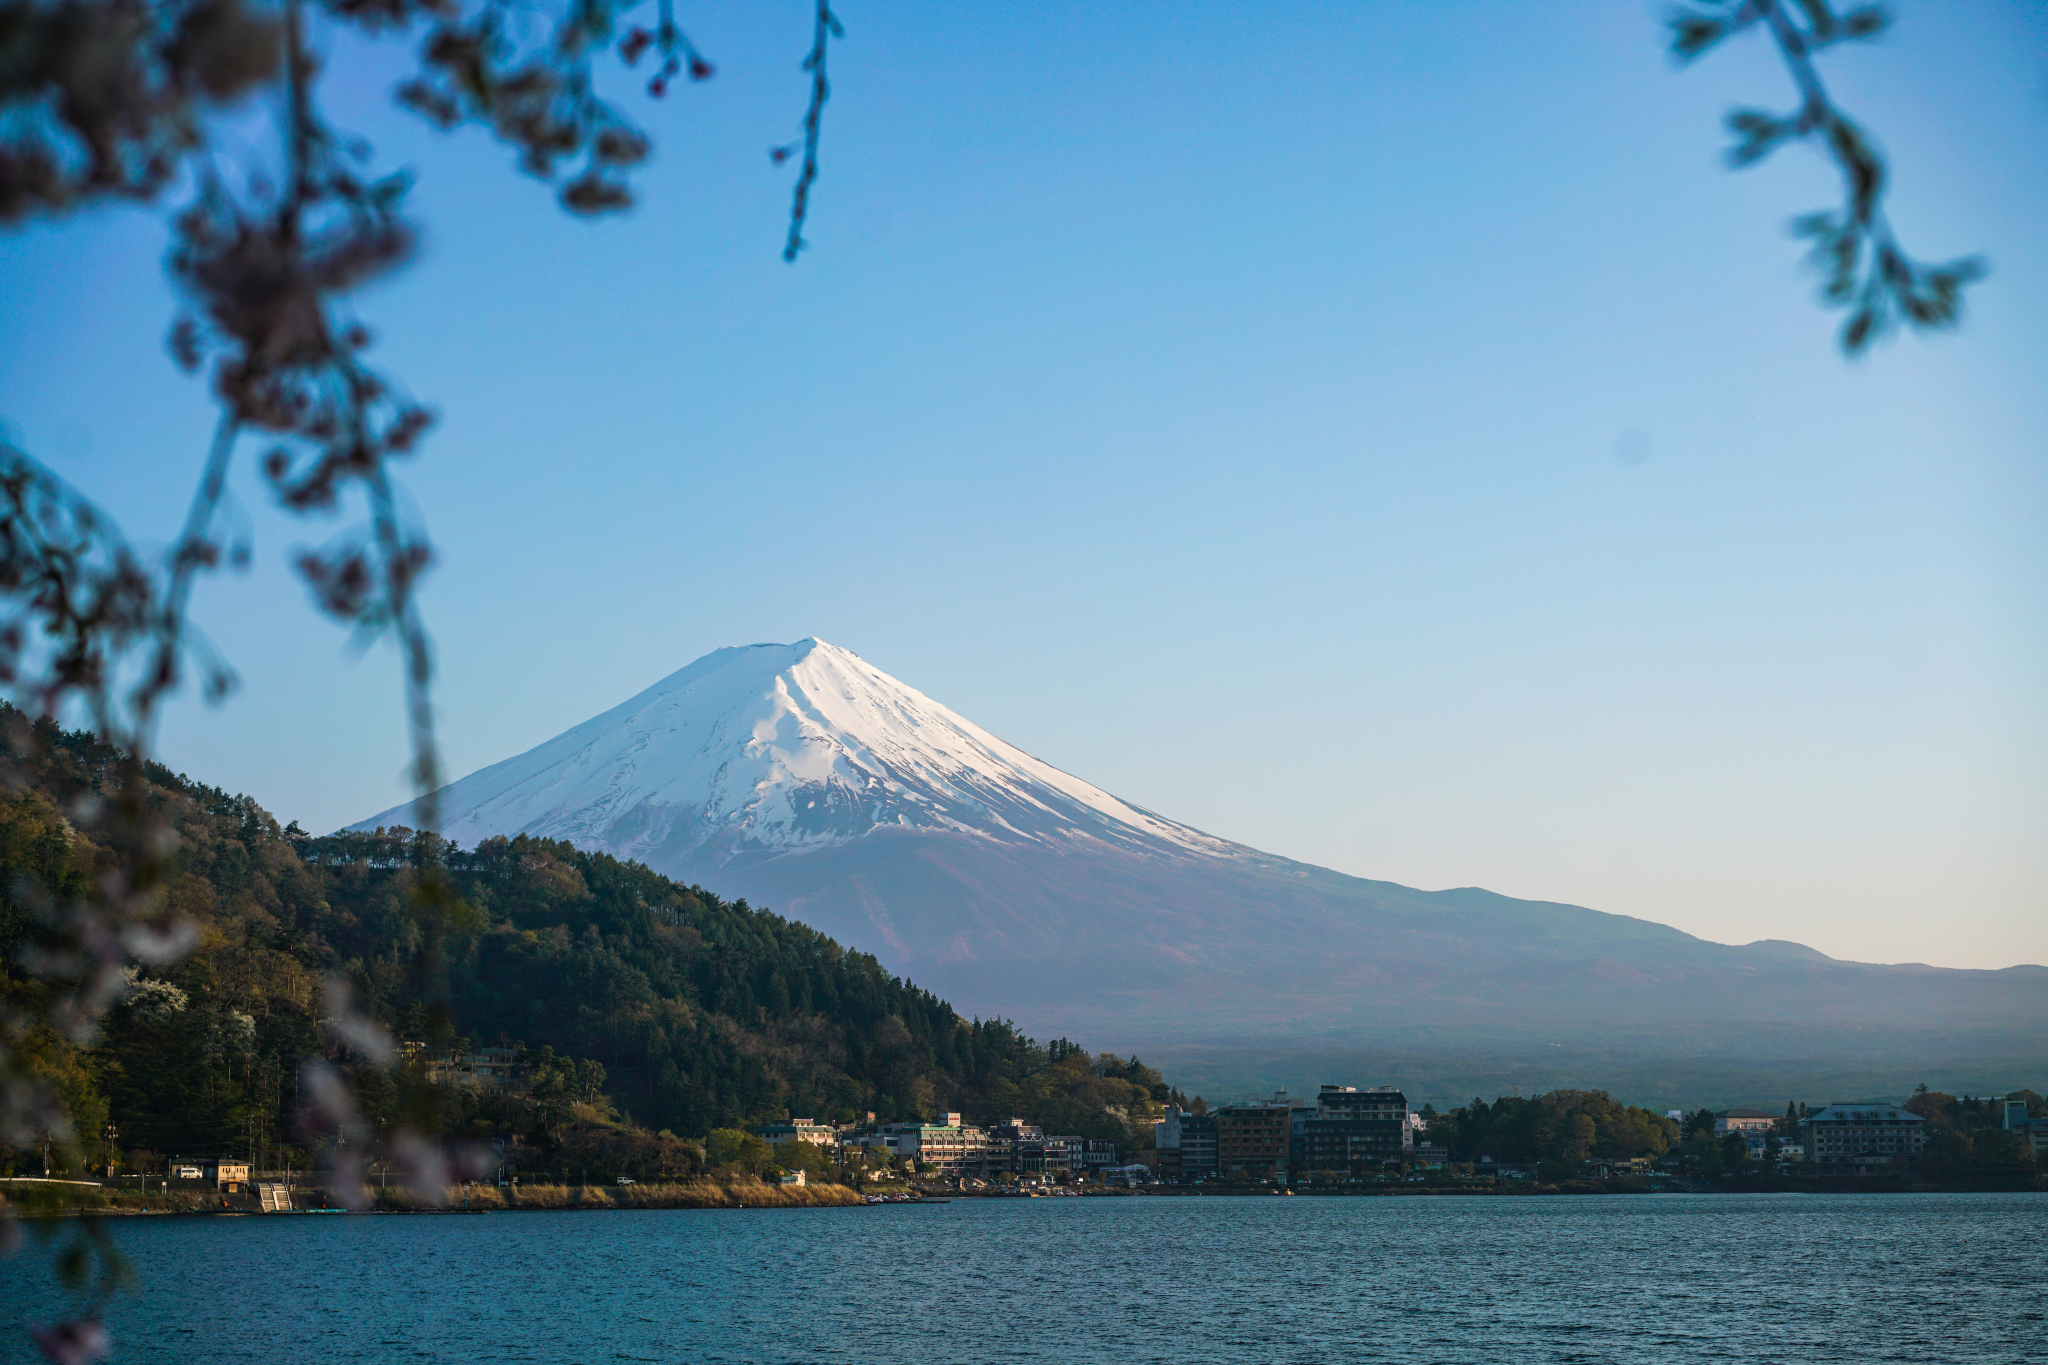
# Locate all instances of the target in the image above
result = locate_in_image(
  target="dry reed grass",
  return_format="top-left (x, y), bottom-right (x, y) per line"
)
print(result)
top-left (5, 1176), bottom-right (863, 1216)
top-left (0, 1185), bottom-right (223, 1215)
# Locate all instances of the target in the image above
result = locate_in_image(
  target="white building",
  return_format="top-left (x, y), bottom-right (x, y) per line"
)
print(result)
top-left (754, 1118), bottom-right (838, 1147)
top-left (1713, 1109), bottom-right (1779, 1138)
top-left (840, 1113), bottom-right (990, 1171)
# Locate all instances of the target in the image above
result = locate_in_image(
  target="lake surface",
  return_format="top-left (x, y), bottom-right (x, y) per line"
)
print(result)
top-left (4, 1192), bottom-right (2044, 1363)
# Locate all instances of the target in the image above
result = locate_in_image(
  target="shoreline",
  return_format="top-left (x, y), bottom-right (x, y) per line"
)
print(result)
top-left (1, 1179), bottom-right (863, 1217)
top-left (8, 1175), bottom-right (2038, 1218)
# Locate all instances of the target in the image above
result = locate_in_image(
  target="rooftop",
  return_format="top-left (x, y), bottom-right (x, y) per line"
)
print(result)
top-left (1803, 1104), bottom-right (1924, 1124)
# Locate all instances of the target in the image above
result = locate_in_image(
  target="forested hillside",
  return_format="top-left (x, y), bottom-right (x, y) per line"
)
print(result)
top-left (0, 714), bottom-right (1168, 1177)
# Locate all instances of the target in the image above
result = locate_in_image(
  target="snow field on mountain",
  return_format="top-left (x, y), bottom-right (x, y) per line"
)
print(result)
top-left (359, 639), bottom-right (1235, 863)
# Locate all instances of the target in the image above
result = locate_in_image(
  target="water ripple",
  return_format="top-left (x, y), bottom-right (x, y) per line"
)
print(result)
top-left (3, 1192), bottom-right (2043, 1363)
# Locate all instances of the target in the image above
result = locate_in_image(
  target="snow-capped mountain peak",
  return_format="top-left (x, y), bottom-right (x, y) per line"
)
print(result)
top-left (358, 638), bottom-right (1234, 865)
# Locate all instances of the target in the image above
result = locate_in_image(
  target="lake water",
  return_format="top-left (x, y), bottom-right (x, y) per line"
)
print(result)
top-left (4, 1192), bottom-right (2043, 1363)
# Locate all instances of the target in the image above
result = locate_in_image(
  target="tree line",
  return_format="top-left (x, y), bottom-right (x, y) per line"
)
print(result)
top-left (1417, 1086), bottom-right (2045, 1180)
top-left (1422, 1091), bottom-right (1679, 1167)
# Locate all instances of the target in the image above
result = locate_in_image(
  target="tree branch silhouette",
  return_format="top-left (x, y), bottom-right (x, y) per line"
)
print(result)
top-left (773, 0), bottom-right (841, 262)
top-left (1671, 0), bottom-right (1985, 353)
top-left (0, 0), bottom-right (835, 1347)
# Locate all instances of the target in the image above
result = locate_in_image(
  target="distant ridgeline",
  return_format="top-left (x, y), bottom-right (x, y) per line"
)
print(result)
top-left (0, 713), bottom-right (1170, 1177)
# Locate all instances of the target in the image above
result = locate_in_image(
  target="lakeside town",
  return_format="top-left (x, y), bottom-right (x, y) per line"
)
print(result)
top-left (751, 1082), bottom-right (2048, 1195)
top-left (33, 1078), bottom-right (2046, 1213)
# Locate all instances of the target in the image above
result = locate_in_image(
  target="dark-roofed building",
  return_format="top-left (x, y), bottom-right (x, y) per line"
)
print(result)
top-left (1801, 1104), bottom-right (1925, 1175)
top-left (1176, 1111), bottom-right (1218, 1180)
top-left (1216, 1101), bottom-right (1292, 1179)
top-left (1292, 1085), bottom-right (1413, 1174)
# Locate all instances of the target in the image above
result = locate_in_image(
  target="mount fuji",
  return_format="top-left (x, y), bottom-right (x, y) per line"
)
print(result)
top-left (358, 639), bottom-right (2046, 1094)
top-left (393, 638), bottom-right (1234, 869)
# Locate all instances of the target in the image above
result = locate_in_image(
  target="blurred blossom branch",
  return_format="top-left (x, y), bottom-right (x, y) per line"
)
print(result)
top-left (0, 447), bottom-right (201, 1152)
top-left (0, 0), bottom-right (838, 1349)
top-left (1670, 0), bottom-right (1985, 353)
top-left (303, 975), bottom-right (489, 1209)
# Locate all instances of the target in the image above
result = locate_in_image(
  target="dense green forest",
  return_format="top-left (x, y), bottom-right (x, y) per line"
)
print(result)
top-left (0, 714), bottom-right (1168, 1179)
top-left (1420, 1090), bottom-right (1680, 1167)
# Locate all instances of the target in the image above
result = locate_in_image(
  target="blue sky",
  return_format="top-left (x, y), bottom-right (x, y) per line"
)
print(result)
top-left (1, 1), bottom-right (2042, 968)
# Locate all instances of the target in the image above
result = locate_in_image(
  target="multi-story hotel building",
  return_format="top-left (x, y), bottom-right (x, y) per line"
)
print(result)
top-left (1215, 1100), bottom-right (1292, 1179)
top-left (889, 1113), bottom-right (989, 1170)
top-left (1801, 1103), bottom-right (1926, 1175)
top-left (1292, 1085), bottom-right (1412, 1173)
top-left (1154, 1107), bottom-right (1218, 1179)
top-left (832, 1112), bottom-right (992, 1172)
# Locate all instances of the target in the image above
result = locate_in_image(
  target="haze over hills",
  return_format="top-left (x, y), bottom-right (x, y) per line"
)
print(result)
top-left (359, 639), bottom-right (2047, 1103)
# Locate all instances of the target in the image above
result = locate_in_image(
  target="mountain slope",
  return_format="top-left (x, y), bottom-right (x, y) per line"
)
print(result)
top-left (361, 640), bottom-right (2048, 1073)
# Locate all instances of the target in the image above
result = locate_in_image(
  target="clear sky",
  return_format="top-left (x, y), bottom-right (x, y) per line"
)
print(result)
top-left (2, 1), bottom-right (2042, 969)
